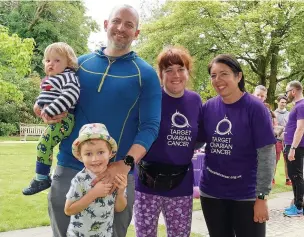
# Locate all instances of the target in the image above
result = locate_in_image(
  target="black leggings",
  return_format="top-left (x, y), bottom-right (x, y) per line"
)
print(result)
top-left (200, 197), bottom-right (265, 237)
top-left (284, 145), bottom-right (304, 209)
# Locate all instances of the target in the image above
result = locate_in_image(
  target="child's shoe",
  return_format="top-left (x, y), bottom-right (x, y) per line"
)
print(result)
top-left (22, 176), bottom-right (52, 195)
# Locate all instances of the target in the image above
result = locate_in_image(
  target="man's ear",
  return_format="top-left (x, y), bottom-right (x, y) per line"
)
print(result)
top-left (134, 29), bottom-right (140, 39)
top-left (238, 72), bottom-right (242, 82)
top-left (104, 20), bottom-right (108, 32)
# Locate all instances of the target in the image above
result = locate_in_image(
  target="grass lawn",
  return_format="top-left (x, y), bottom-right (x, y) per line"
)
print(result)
top-left (0, 136), bottom-right (39, 141)
top-left (0, 142), bottom-right (203, 236)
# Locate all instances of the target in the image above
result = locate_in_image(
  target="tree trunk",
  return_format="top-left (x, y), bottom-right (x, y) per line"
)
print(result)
top-left (256, 55), bottom-right (267, 86)
top-left (267, 45), bottom-right (279, 109)
top-left (28, 2), bottom-right (48, 32)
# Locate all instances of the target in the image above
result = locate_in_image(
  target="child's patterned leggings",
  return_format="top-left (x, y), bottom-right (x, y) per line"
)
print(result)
top-left (35, 113), bottom-right (74, 176)
top-left (134, 191), bottom-right (193, 237)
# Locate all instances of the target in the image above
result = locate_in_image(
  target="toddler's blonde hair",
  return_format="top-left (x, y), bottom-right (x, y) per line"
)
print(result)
top-left (43, 42), bottom-right (78, 70)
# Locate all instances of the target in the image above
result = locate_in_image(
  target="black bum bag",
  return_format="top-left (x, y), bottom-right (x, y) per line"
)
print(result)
top-left (137, 160), bottom-right (190, 191)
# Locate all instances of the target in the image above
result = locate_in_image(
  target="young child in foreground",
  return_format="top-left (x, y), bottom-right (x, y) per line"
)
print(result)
top-left (64, 123), bottom-right (127, 237)
top-left (23, 42), bottom-right (80, 195)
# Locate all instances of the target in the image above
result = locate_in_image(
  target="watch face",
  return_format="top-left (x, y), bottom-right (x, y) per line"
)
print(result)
top-left (126, 155), bottom-right (134, 164)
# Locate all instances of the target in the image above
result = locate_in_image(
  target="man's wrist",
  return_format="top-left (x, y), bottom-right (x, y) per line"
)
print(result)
top-left (119, 160), bottom-right (131, 172)
top-left (123, 155), bottom-right (135, 170)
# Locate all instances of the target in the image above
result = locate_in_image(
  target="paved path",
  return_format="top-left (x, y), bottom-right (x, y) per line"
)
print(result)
top-left (0, 191), bottom-right (303, 237)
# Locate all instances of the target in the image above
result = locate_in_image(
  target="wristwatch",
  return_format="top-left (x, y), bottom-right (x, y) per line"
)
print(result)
top-left (291, 146), bottom-right (297, 150)
top-left (257, 193), bottom-right (269, 200)
top-left (123, 155), bottom-right (135, 169)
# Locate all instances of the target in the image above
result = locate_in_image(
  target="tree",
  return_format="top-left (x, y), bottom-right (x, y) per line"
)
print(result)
top-left (0, 25), bottom-right (39, 135)
top-left (0, 25), bottom-right (34, 77)
top-left (0, 0), bottom-right (99, 74)
top-left (0, 79), bottom-right (24, 135)
top-left (135, 1), bottom-right (304, 105)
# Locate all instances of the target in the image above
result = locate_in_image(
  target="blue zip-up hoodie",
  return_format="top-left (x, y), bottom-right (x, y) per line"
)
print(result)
top-left (57, 48), bottom-right (162, 172)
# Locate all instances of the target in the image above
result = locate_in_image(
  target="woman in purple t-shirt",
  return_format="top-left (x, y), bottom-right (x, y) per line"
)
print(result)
top-left (199, 54), bottom-right (276, 237)
top-left (133, 46), bottom-right (204, 237)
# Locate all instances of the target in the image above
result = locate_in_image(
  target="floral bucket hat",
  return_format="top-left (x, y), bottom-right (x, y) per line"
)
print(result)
top-left (72, 123), bottom-right (117, 161)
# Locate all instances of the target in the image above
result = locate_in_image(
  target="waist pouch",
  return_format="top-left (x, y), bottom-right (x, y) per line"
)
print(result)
top-left (137, 160), bottom-right (190, 191)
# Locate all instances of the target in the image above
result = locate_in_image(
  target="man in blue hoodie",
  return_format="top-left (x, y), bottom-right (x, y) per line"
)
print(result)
top-left (39, 5), bottom-right (161, 237)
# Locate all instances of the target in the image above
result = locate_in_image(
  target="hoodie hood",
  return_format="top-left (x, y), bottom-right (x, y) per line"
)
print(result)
top-left (95, 47), bottom-right (137, 61)
top-left (274, 108), bottom-right (288, 114)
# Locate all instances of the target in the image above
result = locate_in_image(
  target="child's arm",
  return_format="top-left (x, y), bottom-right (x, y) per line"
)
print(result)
top-left (114, 174), bottom-right (127, 212)
top-left (64, 182), bottom-right (112, 216)
top-left (42, 72), bottom-right (80, 118)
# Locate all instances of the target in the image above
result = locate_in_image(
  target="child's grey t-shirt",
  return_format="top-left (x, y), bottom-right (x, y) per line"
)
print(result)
top-left (66, 168), bottom-right (116, 237)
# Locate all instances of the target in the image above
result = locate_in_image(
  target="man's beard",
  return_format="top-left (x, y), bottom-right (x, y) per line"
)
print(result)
top-left (287, 95), bottom-right (294, 103)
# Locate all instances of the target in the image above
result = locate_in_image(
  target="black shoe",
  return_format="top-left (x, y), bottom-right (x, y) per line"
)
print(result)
top-left (22, 177), bottom-right (52, 195)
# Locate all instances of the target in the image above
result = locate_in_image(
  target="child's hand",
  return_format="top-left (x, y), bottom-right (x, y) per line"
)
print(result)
top-left (114, 174), bottom-right (127, 194)
top-left (92, 182), bottom-right (113, 198)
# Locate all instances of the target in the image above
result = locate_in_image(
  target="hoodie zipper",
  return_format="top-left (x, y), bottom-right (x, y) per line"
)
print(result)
top-left (97, 58), bottom-right (115, 92)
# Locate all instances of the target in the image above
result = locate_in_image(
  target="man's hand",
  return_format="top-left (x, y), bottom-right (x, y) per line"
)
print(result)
top-left (33, 103), bottom-right (42, 117)
top-left (91, 182), bottom-right (113, 198)
top-left (254, 199), bottom-right (269, 223)
top-left (40, 109), bottom-right (68, 124)
top-left (288, 149), bottom-right (295, 161)
top-left (114, 174), bottom-right (128, 194)
top-left (91, 160), bottom-right (130, 193)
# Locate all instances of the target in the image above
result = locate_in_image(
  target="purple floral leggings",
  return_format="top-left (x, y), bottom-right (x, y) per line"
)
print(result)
top-left (134, 191), bottom-right (193, 237)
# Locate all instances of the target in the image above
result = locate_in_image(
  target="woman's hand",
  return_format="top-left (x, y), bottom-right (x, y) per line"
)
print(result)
top-left (254, 199), bottom-right (269, 223)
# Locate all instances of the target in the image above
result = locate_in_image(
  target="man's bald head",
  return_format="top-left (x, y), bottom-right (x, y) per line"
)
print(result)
top-left (108, 4), bottom-right (139, 29)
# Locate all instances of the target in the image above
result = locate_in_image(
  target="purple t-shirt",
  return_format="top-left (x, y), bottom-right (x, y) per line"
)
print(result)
top-left (284, 99), bottom-right (304, 147)
top-left (135, 89), bottom-right (204, 197)
top-left (200, 93), bottom-right (276, 200)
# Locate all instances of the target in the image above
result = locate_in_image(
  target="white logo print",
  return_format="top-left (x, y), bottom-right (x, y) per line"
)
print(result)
top-left (171, 110), bottom-right (191, 128)
top-left (214, 115), bottom-right (232, 135)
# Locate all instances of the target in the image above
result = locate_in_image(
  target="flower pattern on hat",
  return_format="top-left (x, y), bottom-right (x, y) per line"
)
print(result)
top-left (72, 123), bottom-right (117, 161)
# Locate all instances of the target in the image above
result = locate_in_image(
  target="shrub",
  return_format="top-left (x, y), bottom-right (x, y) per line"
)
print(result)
top-left (0, 122), bottom-right (18, 136)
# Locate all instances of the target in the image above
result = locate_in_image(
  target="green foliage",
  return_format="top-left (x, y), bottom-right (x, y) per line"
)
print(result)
top-left (0, 79), bottom-right (23, 129)
top-left (135, 1), bottom-right (304, 105)
top-left (0, 26), bottom-right (40, 134)
top-left (0, 0), bottom-right (99, 75)
top-left (0, 122), bottom-right (18, 136)
top-left (0, 25), bottom-right (34, 77)
top-left (3, 71), bottom-right (41, 124)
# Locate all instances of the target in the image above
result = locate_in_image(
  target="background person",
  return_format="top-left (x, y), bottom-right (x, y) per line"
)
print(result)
top-left (283, 81), bottom-right (304, 217)
top-left (274, 95), bottom-right (291, 185)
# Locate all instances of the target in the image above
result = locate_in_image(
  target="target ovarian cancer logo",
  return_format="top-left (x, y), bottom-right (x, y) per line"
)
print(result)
top-left (210, 115), bottom-right (233, 155)
top-left (208, 115), bottom-right (242, 180)
top-left (167, 110), bottom-right (192, 147)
